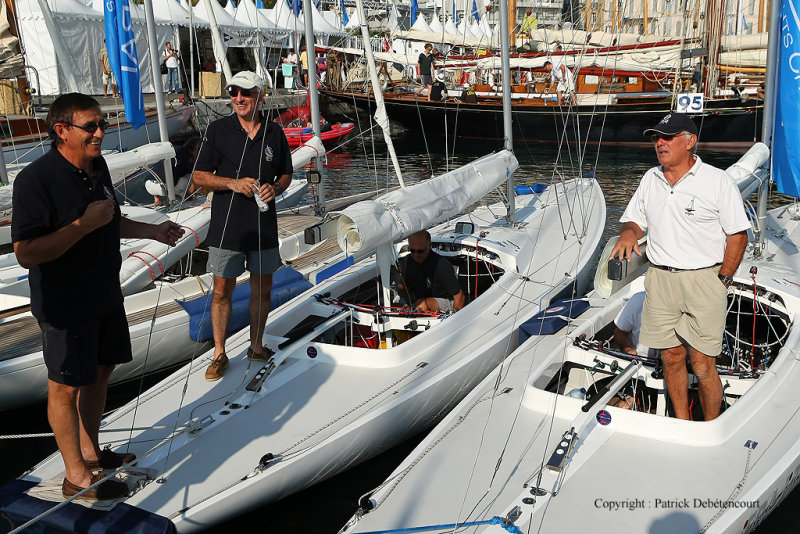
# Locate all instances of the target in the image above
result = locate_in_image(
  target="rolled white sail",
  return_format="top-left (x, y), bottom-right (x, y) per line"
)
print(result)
top-left (728, 142), bottom-right (769, 193)
top-left (336, 150), bottom-right (518, 253)
top-left (291, 136), bottom-right (324, 169)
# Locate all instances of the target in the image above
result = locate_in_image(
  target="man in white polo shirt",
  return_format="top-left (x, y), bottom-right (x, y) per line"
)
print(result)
top-left (611, 113), bottom-right (749, 421)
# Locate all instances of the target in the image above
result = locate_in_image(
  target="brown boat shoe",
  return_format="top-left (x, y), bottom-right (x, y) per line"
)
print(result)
top-left (205, 353), bottom-right (228, 381)
top-left (246, 346), bottom-right (275, 363)
top-left (62, 472), bottom-right (128, 501)
top-left (85, 446), bottom-right (136, 472)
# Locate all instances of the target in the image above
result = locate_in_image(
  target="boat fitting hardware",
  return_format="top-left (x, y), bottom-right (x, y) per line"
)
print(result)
top-left (530, 487), bottom-right (548, 496)
top-left (505, 505), bottom-right (522, 523)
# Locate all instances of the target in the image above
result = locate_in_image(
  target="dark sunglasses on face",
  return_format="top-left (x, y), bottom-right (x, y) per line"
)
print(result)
top-left (409, 248), bottom-right (428, 254)
top-left (650, 132), bottom-right (687, 143)
top-left (228, 87), bottom-right (255, 98)
top-left (59, 120), bottom-right (110, 133)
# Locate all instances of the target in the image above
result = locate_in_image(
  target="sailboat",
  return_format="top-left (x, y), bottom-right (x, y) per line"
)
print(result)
top-left (0, 0), bottom-right (605, 531)
top-left (337, 2), bottom-right (800, 533)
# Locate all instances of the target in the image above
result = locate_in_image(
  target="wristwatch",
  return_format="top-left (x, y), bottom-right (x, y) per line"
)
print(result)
top-left (718, 274), bottom-right (734, 288)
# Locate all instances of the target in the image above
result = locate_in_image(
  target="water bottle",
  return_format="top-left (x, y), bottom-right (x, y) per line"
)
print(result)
top-left (252, 184), bottom-right (269, 212)
top-left (566, 387), bottom-right (586, 400)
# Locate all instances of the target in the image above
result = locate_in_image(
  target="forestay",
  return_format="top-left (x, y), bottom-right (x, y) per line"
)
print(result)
top-left (336, 150), bottom-right (517, 253)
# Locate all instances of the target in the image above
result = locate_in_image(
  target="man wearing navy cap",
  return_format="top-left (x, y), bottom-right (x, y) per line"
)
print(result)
top-left (611, 113), bottom-right (749, 421)
top-left (193, 71), bottom-right (293, 381)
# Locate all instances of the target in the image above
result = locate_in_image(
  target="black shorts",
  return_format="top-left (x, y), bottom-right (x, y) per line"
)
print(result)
top-left (39, 307), bottom-right (132, 387)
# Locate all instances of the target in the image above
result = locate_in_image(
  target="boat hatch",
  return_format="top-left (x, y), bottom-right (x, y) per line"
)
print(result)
top-left (540, 286), bottom-right (790, 420)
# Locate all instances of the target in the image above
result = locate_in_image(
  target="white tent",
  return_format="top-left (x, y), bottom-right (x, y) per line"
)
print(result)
top-left (410, 13), bottom-right (433, 33)
top-left (444, 16), bottom-right (459, 36)
top-left (344, 7), bottom-right (360, 31)
top-left (152, 0), bottom-right (210, 29)
top-left (16, 0), bottom-right (172, 95)
top-left (231, 0), bottom-right (289, 46)
top-left (428, 11), bottom-right (443, 34)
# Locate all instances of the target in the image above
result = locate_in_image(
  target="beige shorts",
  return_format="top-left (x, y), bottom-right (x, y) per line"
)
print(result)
top-left (640, 265), bottom-right (727, 356)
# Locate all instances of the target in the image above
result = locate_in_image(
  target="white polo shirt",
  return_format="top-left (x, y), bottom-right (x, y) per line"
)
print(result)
top-left (620, 155), bottom-right (750, 269)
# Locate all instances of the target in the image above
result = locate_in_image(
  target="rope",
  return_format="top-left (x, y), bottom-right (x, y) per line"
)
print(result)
top-left (127, 250), bottom-right (165, 281)
top-left (180, 225), bottom-right (200, 247)
top-left (352, 516), bottom-right (523, 534)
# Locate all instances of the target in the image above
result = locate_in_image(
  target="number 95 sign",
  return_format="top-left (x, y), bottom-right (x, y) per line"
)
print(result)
top-left (676, 93), bottom-right (704, 114)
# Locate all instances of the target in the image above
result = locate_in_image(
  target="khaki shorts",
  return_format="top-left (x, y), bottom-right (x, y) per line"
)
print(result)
top-left (640, 265), bottom-right (727, 356)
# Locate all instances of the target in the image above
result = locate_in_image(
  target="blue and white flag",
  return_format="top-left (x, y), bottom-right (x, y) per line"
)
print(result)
top-left (290, 0), bottom-right (301, 16)
top-left (774, 0), bottom-right (800, 197)
top-left (453, 0), bottom-right (458, 24)
top-left (103, 0), bottom-right (144, 129)
top-left (256, 0), bottom-right (265, 7)
top-left (472, 0), bottom-right (480, 22)
top-left (341, 0), bottom-right (348, 26)
top-left (411, 0), bottom-right (418, 25)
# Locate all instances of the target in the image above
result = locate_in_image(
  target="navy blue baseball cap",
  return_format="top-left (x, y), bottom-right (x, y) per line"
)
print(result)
top-left (643, 113), bottom-right (699, 137)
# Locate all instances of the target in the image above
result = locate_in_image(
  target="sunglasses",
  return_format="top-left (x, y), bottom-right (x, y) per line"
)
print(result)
top-left (650, 132), bottom-right (688, 142)
top-left (409, 248), bottom-right (428, 254)
top-left (228, 87), bottom-right (256, 98)
top-left (59, 120), bottom-right (109, 133)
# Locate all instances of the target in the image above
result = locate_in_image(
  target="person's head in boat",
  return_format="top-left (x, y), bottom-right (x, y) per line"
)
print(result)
top-left (644, 113), bottom-right (699, 170)
top-left (226, 70), bottom-right (265, 124)
top-left (408, 230), bottom-right (432, 264)
top-left (46, 93), bottom-right (106, 170)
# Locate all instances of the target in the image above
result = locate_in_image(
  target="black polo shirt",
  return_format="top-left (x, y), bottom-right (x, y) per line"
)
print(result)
top-left (196, 112), bottom-right (292, 252)
top-left (418, 52), bottom-right (434, 76)
top-left (402, 251), bottom-right (460, 301)
top-left (11, 149), bottom-right (123, 325)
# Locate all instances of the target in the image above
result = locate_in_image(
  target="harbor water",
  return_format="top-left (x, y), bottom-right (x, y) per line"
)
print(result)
top-left (2, 125), bottom-right (796, 533)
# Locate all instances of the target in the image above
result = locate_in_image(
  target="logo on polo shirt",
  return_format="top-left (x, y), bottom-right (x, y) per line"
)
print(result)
top-left (264, 146), bottom-right (274, 162)
top-left (685, 198), bottom-right (695, 216)
top-left (104, 185), bottom-right (114, 200)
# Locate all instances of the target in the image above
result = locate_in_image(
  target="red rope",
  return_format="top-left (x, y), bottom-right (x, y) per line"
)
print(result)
top-left (474, 239), bottom-right (481, 300)
top-left (180, 225), bottom-right (200, 247)
top-left (127, 251), bottom-right (165, 281)
top-left (751, 271), bottom-right (758, 369)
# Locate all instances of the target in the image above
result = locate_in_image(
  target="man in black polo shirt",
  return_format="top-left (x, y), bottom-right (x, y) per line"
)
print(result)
top-left (416, 43), bottom-right (435, 101)
top-left (11, 93), bottom-right (184, 500)
top-left (193, 71), bottom-right (293, 381)
top-left (399, 230), bottom-right (465, 313)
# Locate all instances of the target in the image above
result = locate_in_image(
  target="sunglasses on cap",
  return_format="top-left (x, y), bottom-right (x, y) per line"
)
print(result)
top-left (57, 120), bottom-right (110, 133)
top-left (650, 132), bottom-right (689, 142)
top-left (228, 87), bottom-right (256, 98)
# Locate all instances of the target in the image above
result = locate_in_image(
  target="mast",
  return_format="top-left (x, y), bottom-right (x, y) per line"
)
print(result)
top-left (302, 0), bottom-right (325, 215)
top-left (499, 0), bottom-right (515, 224)
top-left (355, 0), bottom-right (405, 188)
top-left (143, 0), bottom-right (175, 202)
top-left (754, 0), bottom-right (780, 254)
top-left (189, 0), bottom-right (195, 98)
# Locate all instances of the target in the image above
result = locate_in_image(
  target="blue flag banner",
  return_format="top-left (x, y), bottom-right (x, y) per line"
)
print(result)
top-left (103, 0), bottom-right (145, 130)
top-left (290, 0), bottom-right (301, 16)
top-left (257, 0), bottom-right (265, 7)
top-left (340, 0), bottom-right (348, 26)
top-left (411, 0), bottom-right (418, 25)
top-left (472, 0), bottom-right (480, 22)
top-left (774, 0), bottom-right (800, 198)
top-left (453, 0), bottom-right (458, 24)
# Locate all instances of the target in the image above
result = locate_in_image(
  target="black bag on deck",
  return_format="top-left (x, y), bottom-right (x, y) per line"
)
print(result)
top-left (160, 62), bottom-right (168, 75)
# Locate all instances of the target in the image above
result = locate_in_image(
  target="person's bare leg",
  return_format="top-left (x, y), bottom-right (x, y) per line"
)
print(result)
top-left (249, 273), bottom-right (273, 356)
top-left (661, 345), bottom-right (690, 420)
top-left (48, 381), bottom-right (93, 487)
top-left (690, 346), bottom-right (723, 420)
top-left (78, 364), bottom-right (114, 464)
top-left (210, 276), bottom-right (236, 360)
top-left (427, 84), bottom-right (432, 101)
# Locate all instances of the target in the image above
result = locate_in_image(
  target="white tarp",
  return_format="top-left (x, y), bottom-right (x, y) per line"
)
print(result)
top-left (16, 0), bottom-right (172, 95)
top-left (392, 29), bottom-right (487, 48)
top-left (336, 150), bottom-right (518, 253)
top-left (410, 14), bottom-right (432, 33)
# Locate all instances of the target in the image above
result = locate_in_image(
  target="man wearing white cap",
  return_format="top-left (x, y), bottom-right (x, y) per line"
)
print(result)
top-left (193, 71), bottom-right (293, 381)
top-left (611, 113), bottom-right (749, 421)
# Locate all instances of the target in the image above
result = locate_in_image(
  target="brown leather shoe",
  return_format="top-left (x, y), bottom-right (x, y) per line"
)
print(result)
top-left (246, 346), bottom-right (275, 363)
top-left (205, 353), bottom-right (228, 381)
top-left (62, 473), bottom-right (128, 501)
top-left (85, 446), bottom-right (136, 472)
